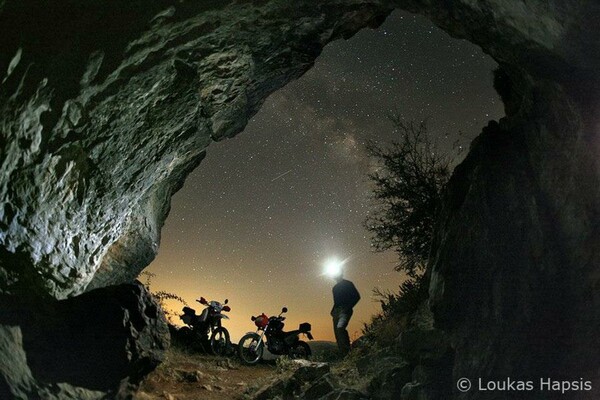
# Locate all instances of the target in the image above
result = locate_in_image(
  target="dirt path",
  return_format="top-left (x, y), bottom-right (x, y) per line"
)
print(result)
top-left (135, 349), bottom-right (279, 400)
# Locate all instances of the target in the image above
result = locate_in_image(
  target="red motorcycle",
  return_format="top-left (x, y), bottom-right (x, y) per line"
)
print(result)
top-left (238, 307), bottom-right (313, 365)
top-left (180, 297), bottom-right (231, 355)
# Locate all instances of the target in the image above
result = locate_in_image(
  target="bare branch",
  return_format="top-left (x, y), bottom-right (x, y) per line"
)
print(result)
top-left (364, 117), bottom-right (452, 276)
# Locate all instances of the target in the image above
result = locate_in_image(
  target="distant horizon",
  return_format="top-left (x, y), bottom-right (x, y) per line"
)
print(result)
top-left (142, 270), bottom-right (378, 343)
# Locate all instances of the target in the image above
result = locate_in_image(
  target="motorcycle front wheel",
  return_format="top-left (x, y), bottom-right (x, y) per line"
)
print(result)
top-left (210, 327), bottom-right (231, 356)
top-left (238, 333), bottom-right (264, 365)
top-left (289, 340), bottom-right (311, 360)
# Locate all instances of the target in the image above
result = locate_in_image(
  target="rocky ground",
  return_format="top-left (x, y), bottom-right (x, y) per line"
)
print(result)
top-left (134, 303), bottom-right (453, 400)
top-left (135, 348), bottom-right (276, 400)
top-left (134, 345), bottom-right (368, 400)
top-left (135, 323), bottom-right (452, 400)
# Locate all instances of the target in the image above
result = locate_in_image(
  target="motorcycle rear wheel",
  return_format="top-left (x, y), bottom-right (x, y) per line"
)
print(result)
top-left (238, 333), bottom-right (264, 365)
top-left (289, 340), bottom-right (311, 360)
top-left (210, 327), bottom-right (231, 356)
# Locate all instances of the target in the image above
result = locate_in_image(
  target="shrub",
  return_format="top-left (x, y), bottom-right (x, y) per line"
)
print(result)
top-left (365, 117), bottom-right (451, 277)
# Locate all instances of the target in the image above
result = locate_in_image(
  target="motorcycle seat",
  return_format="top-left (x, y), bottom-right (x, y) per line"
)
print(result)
top-left (299, 322), bottom-right (311, 333)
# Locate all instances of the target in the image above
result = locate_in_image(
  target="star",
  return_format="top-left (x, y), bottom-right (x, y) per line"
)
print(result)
top-left (144, 10), bottom-right (504, 343)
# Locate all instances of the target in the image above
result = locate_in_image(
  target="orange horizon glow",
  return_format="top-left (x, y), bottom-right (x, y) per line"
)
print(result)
top-left (143, 257), bottom-right (404, 344)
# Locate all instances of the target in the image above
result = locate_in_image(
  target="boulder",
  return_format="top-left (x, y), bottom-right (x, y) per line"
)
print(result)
top-left (175, 369), bottom-right (203, 383)
top-left (367, 362), bottom-right (413, 400)
top-left (355, 350), bottom-right (402, 375)
top-left (252, 377), bottom-right (299, 400)
top-left (0, 0), bottom-right (395, 301)
top-left (401, 382), bottom-right (428, 400)
top-left (0, 282), bottom-right (169, 398)
top-left (303, 374), bottom-right (337, 400)
top-left (291, 360), bottom-right (331, 383)
top-left (250, 360), bottom-right (332, 399)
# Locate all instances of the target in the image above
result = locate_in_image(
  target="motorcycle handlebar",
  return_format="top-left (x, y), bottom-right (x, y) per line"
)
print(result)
top-left (197, 297), bottom-right (231, 308)
top-left (250, 313), bottom-right (286, 322)
top-left (196, 297), bottom-right (207, 305)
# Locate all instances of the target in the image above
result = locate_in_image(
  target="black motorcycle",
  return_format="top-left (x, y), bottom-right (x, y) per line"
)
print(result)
top-left (238, 307), bottom-right (313, 365)
top-left (179, 297), bottom-right (231, 356)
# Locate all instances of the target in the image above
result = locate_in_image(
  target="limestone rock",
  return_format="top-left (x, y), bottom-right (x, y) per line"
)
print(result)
top-left (303, 374), bottom-right (337, 400)
top-left (175, 369), bottom-right (203, 383)
top-left (400, 382), bottom-right (428, 400)
top-left (201, 384), bottom-right (213, 392)
top-left (216, 358), bottom-right (238, 370)
top-left (0, 1), bottom-right (598, 398)
top-left (0, 0), bottom-right (394, 300)
top-left (290, 360), bottom-right (331, 383)
top-left (355, 350), bottom-right (400, 375)
top-left (252, 378), bottom-right (294, 400)
top-left (0, 282), bottom-right (169, 399)
top-left (133, 391), bottom-right (155, 400)
top-left (0, 325), bottom-right (38, 399)
top-left (250, 360), bottom-right (333, 399)
top-left (429, 97), bottom-right (600, 396)
top-left (367, 362), bottom-right (413, 400)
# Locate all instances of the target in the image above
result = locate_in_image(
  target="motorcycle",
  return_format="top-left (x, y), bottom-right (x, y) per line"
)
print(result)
top-left (238, 306), bottom-right (313, 365)
top-left (179, 297), bottom-right (231, 356)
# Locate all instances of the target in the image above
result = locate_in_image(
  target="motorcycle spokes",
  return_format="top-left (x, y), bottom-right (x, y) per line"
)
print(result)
top-left (238, 306), bottom-right (313, 365)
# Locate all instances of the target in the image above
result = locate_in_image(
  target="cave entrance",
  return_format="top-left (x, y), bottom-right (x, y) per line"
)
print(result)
top-left (142, 10), bottom-right (504, 344)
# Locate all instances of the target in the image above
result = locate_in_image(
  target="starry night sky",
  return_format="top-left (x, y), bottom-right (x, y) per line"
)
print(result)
top-left (144, 10), bottom-right (504, 342)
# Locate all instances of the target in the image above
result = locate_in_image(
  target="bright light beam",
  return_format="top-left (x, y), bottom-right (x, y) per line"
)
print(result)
top-left (323, 257), bottom-right (349, 278)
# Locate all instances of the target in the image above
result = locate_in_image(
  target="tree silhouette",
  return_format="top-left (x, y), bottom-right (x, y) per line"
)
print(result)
top-left (365, 117), bottom-right (451, 278)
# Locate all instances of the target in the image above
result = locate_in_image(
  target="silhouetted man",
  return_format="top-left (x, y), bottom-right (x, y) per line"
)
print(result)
top-left (331, 271), bottom-right (360, 356)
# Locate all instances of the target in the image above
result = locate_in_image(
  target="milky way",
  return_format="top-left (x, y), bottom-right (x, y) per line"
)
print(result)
top-left (145, 10), bottom-right (504, 342)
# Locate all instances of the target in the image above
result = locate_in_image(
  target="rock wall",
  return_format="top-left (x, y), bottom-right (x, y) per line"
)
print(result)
top-left (0, 0), bottom-right (394, 300)
top-left (1, 0), bottom-right (599, 399)
top-left (414, 3), bottom-right (600, 397)
top-left (428, 70), bottom-right (600, 398)
top-left (0, 282), bottom-right (169, 399)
